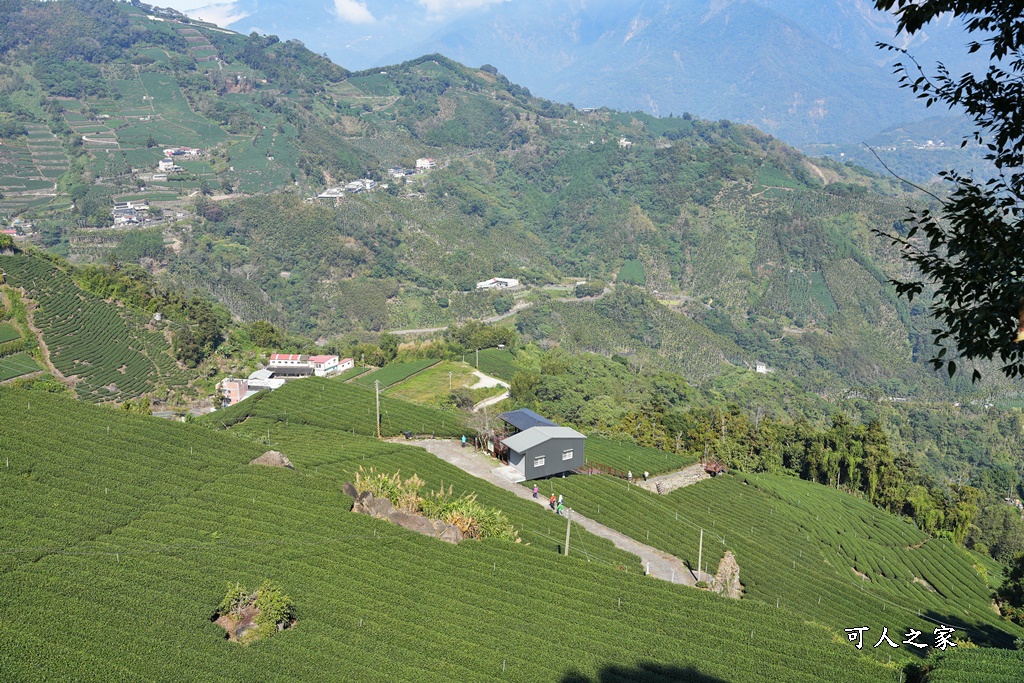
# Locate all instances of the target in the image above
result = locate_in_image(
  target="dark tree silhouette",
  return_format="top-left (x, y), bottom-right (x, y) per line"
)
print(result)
top-left (873, 1), bottom-right (1024, 379)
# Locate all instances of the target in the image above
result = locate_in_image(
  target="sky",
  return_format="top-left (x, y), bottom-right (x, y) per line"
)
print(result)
top-left (155, 0), bottom-right (514, 68)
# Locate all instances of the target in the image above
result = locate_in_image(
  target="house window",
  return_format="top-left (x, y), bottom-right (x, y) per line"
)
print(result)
top-left (533, 456), bottom-right (545, 468)
top-left (562, 449), bottom-right (574, 461)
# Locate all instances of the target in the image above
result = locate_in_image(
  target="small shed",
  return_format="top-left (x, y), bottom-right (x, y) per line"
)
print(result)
top-left (501, 426), bottom-right (586, 480)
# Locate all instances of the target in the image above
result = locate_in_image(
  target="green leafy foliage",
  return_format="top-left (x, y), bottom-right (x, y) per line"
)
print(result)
top-left (353, 466), bottom-right (518, 541)
top-left (872, 1), bottom-right (1024, 380)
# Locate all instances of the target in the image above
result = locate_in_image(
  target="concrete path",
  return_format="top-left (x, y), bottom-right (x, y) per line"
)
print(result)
top-left (472, 391), bottom-right (509, 413)
top-left (399, 438), bottom-right (704, 587)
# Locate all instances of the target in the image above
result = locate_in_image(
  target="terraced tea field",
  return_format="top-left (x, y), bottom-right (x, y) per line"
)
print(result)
top-left (0, 253), bottom-right (190, 401)
top-left (355, 358), bottom-right (440, 389)
top-left (205, 376), bottom-right (466, 438)
top-left (0, 352), bottom-right (41, 381)
top-left (475, 347), bottom-right (524, 382)
top-left (386, 360), bottom-right (497, 405)
top-left (926, 647), bottom-right (1024, 682)
top-left (548, 471), bottom-right (1024, 657)
top-left (0, 322), bottom-right (20, 344)
top-left (0, 390), bottom-right (899, 682)
top-left (0, 124), bottom-right (63, 217)
top-left (584, 436), bottom-right (696, 476)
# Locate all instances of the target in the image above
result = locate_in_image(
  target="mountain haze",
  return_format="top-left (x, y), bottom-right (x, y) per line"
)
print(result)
top-left (193, 0), bottom-right (982, 148)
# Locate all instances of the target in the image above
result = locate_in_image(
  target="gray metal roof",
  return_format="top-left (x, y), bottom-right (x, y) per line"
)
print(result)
top-left (499, 408), bottom-right (557, 431)
top-left (502, 426), bottom-right (586, 452)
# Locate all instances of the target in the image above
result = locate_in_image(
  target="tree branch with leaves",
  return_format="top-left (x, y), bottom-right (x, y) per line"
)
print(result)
top-left (873, 0), bottom-right (1024, 379)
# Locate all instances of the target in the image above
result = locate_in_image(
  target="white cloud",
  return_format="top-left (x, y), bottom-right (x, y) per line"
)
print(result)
top-left (333, 0), bottom-right (377, 24)
top-left (154, 1), bottom-right (250, 27)
top-left (417, 0), bottom-right (509, 18)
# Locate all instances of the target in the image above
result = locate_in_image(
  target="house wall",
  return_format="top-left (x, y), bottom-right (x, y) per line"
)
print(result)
top-left (511, 436), bottom-right (585, 480)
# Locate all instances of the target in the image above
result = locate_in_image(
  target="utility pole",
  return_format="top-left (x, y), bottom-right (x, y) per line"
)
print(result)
top-left (449, 371), bottom-right (453, 391)
top-left (564, 509), bottom-right (571, 557)
top-left (697, 528), bottom-right (703, 582)
top-left (375, 380), bottom-right (381, 439)
top-left (475, 348), bottom-right (479, 369)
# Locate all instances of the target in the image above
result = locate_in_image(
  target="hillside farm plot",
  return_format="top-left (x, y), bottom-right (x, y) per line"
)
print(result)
top-left (584, 436), bottom-right (696, 476)
top-left (205, 377), bottom-right (466, 438)
top-left (547, 471), bottom-right (1024, 658)
top-left (0, 391), bottom-right (897, 682)
top-left (355, 358), bottom-right (440, 389)
top-left (0, 352), bottom-right (41, 381)
top-left (387, 360), bottom-right (490, 405)
top-left (334, 364), bottom-right (369, 381)
top-left (474, 348), bottom-right (524, 382)
top-left (221, 102), bottom-right (299, 193)
top-left (618, 259), bottom-right (646, 285)
top-left (348, 73), bottom-right (399, 97)
top-left (113, 74), bottom-right (226, 150)
top-left (0, 322), bottom-right (21, 344)
top-left (926, 647), bottom-right (1024, 683)
top-left (0, 254), bottom-right (191, 401)
top-left (0, 125), bottom-right (63, 213)
top-left (224, 419), bottom-right (637, 565)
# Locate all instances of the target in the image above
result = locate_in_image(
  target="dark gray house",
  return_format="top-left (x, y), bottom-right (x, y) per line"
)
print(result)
top-left (501, 425), bottom-right (586, 480)
top-left (498, 408), bottom-right (557, 434)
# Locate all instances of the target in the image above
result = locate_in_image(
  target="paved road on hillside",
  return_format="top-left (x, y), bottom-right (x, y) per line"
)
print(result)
top-left (398, 438), bottom-right (706, 586)
top-left (389, 301), bottom-right (533, 335)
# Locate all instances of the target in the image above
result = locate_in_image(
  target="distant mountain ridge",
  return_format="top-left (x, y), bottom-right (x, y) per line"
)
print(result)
top-left (205, 0), bottom-right (981, 148)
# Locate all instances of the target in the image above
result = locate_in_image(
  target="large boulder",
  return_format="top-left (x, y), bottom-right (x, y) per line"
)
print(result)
top-left (345, 483), bottom-right (465, 543)
top-left (712, 550), bottom-right (744, 599)
top-left (350, 491), bottom-right (395, 519)
top-left (387, 510), bottom-right (440, 536)
top-left (436, 524), bottom-right (465, 544)
top-left (250, 451), bottom-right (294, 469)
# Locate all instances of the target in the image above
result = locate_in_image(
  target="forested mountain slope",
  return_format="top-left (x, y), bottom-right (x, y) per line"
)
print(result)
top-left (0, 0), bottom-right (1006, 399)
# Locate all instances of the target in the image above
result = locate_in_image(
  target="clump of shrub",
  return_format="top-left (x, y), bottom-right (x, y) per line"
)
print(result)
top-left (215, 581), bottom-right (296, 643)
top-left (353, 467), bottom-right (519, 541)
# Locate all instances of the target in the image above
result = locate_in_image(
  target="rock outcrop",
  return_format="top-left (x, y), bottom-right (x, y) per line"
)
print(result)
top-left (345, 484), bottom-right (464, 544)
top-left (711, 550), bottom-right (744, 599)
top-left (250, 451), bottom-right (295, 469)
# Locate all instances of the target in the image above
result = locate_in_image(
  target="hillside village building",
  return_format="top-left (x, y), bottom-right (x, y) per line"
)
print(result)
top-left (267, 353), bottom-right (353, 377)
top-left (216, 377), bottom-right (259, 406)
top-left (476, 277), bottom-right (520, 289)
top-left (415, 158), bottom-right (436, 169)
top-left (498, 409), bottom-right (585, 480)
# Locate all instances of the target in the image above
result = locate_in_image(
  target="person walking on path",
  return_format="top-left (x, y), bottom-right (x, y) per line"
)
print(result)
top-left (533, 484), bottom-right (539, 499)
top-left (549, 493), bottom-right (556, 510)
top-left (557, 494), bottom-right (563, 507)
top-left (628, 471), bottom-right (633, 483)
top-left (461, 435), bottom-right (467, 448)
top-left (556, 502), bottom-right (564, 516)
top-left (643, 471), bottom-right (649, 481)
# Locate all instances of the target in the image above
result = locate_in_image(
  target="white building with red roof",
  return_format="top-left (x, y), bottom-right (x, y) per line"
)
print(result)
top-left (269, 353), bottom-right (309, 367)
top-left (308, 355), bottom-right (340, 376)
top-left (266, 353), bottom-right (354, 377)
